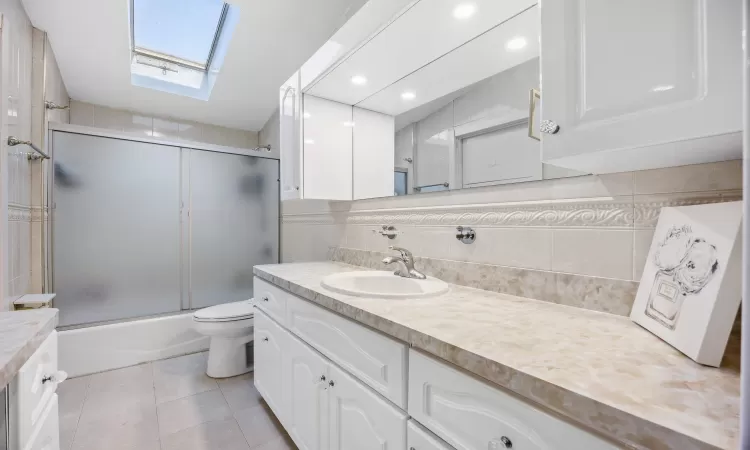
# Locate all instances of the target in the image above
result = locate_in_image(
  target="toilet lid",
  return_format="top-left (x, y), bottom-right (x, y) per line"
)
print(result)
top-left (194, 300), bottom-right (254, 322)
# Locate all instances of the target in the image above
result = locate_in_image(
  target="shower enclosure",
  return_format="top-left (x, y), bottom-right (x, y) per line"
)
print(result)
top-left (50, 129), bottom-right (279, 328)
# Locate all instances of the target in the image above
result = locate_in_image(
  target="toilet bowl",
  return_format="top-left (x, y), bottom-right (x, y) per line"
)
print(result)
top-left (193, 300), bottom-right (255, 378)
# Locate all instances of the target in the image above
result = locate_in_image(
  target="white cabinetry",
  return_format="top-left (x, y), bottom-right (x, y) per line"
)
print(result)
top-left (9, 331), bottom-right (62, 450)
top-left (408, 420), bottom-right (454, 450)
top-left (285, 333), bottom-right (329, 450)
top-left (408, 350), bottom-right (616, 450)
top-left (285, 294), bottom-right (407, 408)
top-left (280, 71), bottom-right (302, 200)
top-left (328, 363), bottom-right (407, 450)
top-left (253, 310), bottom-right (288, 421)
top-left (254, 304), bottom-right (407, 450)
top-left (541, 0), bottom-right (743, 173)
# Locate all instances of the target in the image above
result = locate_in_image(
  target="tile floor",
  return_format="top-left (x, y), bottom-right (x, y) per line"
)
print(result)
top-left (58, 352), bottom-right (297, 450)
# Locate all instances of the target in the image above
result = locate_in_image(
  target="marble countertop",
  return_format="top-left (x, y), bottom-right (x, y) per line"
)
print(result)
top-left (0, 308), bottom-right (58, 388)
top-left (254, 262), bottom-right (739, 450)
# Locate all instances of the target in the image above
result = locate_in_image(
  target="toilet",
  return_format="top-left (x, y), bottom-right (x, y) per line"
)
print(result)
top-left (193, 300), bottom-right (255, 378)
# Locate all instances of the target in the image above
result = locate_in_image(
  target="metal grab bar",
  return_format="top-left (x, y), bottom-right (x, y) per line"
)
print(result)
top-left (7, 136), bottom-right (50, 160)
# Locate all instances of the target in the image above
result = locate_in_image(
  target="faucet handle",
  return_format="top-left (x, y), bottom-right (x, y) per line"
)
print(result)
top-left (388, 246), bottom-right (413, 260)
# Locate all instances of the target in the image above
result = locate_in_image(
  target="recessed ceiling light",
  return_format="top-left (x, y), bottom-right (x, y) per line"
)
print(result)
top-left (453, 3), bottom-right (477, 20)
top-left (303, 112), bottom-right (311, 119)
top-left (351, 75), bottom-right (367, 86)
top-left (304, 139), bottom-right (315, 145)
top-left (401, 91), bottom-right (416, 101)
top-left (505, 36), bottom-right (527, 51)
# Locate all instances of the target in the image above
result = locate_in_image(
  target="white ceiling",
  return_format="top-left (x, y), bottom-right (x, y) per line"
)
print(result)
top-left (21, 0), bottom-right (367, 131)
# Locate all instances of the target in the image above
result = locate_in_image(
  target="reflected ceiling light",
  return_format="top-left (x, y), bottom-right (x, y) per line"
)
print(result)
top-left (304, 139), bottom-right (315, 145)
top-left (453, 3), bottom-right (477, 20)
top-left (303, 112), bottom-right (311, 119)
top-left (401, 91), bottom-right (416, 101)
top-left (651, 85), bottom-right (675, 92)
top-left (342, 121), bottom-right (355, 127)
top-left (505, 36), bottom-right (527, 51)
top-left (351, 75), bottom-right (367, 85)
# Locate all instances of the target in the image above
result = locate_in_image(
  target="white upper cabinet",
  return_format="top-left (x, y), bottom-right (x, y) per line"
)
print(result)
top-left (540, 0), bottom-right (743, 173)
top-left (302, 95), bottom-right (354, 200)
top-left (280, 71), bottom-right (302, 200)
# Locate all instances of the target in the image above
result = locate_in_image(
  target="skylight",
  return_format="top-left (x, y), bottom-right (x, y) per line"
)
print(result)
top-left (130, 0), bottom-right (237, 100)
top-left (133, 0), bottom-right (227, 68)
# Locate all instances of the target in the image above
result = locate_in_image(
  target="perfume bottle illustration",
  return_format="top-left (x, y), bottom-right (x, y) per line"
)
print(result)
top-left (645, 226), bottom-right (718, 330)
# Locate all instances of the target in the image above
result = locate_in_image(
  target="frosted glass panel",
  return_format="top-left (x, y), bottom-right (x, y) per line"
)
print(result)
top-left (189, 150), bottom-right (279, 309)
top-left (52, 132), bottom-right (182, 326)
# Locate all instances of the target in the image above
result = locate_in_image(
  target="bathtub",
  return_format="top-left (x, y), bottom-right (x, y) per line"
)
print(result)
top-left (59, 312), bottom-right (210, 377)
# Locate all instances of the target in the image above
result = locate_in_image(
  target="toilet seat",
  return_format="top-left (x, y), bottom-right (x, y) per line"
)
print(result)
top-left (193, 300), bottom-right (254, 323)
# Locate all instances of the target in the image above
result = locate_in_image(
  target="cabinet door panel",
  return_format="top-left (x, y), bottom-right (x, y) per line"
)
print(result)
top-left (408, 420), bottom-right (454, 450)
top-left (541, 0), bottom-right (742, 172)
top-left (328, 364), bottom-right (407, 450)
top-left (285, 335), bottom-right (329, 450)
top-left (253, 310), bottom-right (287, 421)
top-left (408, 350), bottom-right (617, 450)
top-left (286, 295), bottom-right (407, 408)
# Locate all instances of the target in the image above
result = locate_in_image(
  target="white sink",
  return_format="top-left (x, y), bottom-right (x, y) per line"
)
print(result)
top-left (321, 271), bottom-right (449, 299)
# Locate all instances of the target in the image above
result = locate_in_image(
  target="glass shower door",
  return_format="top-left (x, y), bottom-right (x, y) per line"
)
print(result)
top-left (52, 132), bottom-right (182, 326)
top-left (188, 149), bottom-right (279, 309)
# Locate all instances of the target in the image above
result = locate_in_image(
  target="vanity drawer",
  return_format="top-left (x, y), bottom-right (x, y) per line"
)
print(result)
top-left (254, 277), bottom-right (289, 326)
top-left (408, 420), bottom-right (455, 450)
top-left (285, 294), bottom-right (408, 408)
top-left (408, 350), bottom-right (618, 450)
top-left (13, 331), bottom-right (60, 450)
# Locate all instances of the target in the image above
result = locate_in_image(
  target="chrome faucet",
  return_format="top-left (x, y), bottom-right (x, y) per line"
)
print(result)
top-left (382, 246), bottom-right (426, 279)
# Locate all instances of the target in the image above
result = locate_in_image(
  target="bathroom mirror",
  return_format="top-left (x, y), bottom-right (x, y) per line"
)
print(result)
top-left (304, 3), bottom-right (587, 198)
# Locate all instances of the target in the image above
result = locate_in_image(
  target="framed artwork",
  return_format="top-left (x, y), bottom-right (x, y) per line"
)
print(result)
top-left (630, 201), bottom-right (743, 367)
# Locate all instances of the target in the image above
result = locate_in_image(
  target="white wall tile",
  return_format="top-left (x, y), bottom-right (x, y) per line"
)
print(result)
top-left (451, 227), bottom-right (554, 270)
top-left (633, 229), bottom-right (656, 281)
top-left (70, 100), bottom-right (95, 127)
top-left (552, 229), bottom-right (634, 280)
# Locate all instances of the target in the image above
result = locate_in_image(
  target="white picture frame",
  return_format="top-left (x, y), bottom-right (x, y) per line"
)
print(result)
top-left (630, 201), bottom-right (743, 367)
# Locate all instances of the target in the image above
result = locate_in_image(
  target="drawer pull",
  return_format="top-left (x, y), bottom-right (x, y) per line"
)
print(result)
top-left (42, 370), bottom-right (68, 385)
top-left (263, 337), bottom-right (269, 342)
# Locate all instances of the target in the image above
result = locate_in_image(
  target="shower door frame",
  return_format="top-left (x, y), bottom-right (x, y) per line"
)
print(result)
top-left (46, 122), bottom-right (280, 327)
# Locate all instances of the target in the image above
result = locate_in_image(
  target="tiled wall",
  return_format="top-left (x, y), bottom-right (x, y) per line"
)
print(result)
top-left (1, 0), bottom-right (60, 309)
top-left (70, 100), bottom-right (259, 150)
top-left (281, 160), bottom-right (742, 282)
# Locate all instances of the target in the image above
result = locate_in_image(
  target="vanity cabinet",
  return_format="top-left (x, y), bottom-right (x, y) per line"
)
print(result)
top-left (254, 276), bottom-right (617, 450)
top-left (540, 0), bottom-right (743, 174)
top-left (408, 350), bottom-right (616, 450)
top-left (255, 307), bottom-right (408, 450)
top-left (253, 310), bottom-right (289, 422)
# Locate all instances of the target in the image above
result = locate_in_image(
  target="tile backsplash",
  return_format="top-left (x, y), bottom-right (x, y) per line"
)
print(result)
top-left (69, 100), bottom-right (259, 150)
top-left (281, 160), bottom-right (742, 285)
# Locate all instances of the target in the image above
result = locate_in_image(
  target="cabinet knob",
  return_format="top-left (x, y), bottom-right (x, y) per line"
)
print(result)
top-left (328, 380), bottom-right (335, 387)
top-left (263, 337), bottom-right (269, 342)
top-left (540, 120), bottom-right (560, 134)
top-left (320, 375), bottom-right (326, 382)
top-left (42, 370), bottom-right (68, 385)
top-left (500, 436), bottom-right (512, 448)
top-left (262, 296), bottom-right (269, 302)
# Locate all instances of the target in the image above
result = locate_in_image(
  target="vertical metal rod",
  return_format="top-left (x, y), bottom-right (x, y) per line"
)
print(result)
top-left (741, 0), bottom-right (749, 448)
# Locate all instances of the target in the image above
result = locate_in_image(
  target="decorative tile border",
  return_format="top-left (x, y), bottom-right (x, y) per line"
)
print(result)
top-left (284, 191), bottom-right (742, 229)
top-left (328, 247), bottom-right (639, 316)
top-left (8, 204), bottom-right (32, 222)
